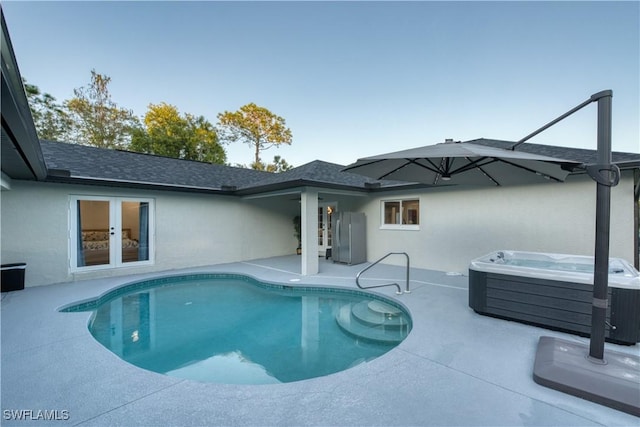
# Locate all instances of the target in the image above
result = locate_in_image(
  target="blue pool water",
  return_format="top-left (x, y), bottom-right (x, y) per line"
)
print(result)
top-left (63, 274), bottom-right (411, 384)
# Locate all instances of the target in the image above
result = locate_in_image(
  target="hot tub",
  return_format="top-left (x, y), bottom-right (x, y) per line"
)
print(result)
top-left (468, 251), bottom-right (640, 345)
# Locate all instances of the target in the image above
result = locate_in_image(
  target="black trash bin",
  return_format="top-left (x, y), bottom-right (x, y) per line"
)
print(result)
top-left (1, 263), bottom-right (26, 292)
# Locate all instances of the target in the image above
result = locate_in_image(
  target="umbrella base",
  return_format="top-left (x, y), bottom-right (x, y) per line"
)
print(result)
top-left (533, 336), bottom-right (640, 416)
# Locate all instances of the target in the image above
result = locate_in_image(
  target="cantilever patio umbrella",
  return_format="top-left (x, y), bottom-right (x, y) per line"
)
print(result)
top-left (342, 140), bottom-right (581, 186)
top-left (344, 90), bottom-right (639, 416)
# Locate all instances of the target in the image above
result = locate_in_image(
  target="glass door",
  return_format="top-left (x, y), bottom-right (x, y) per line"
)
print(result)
top-left (74, 198), bottom-right (115, 267)
top-left (121, 201), bottom-right (150, 263)
top-left (71, 196), bottom-right (154, 271)
top-left (318, 203), bottom-right (336, 256)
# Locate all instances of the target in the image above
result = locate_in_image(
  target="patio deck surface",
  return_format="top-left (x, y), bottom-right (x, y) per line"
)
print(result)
top-left (1, 255), bottom-right (638, 426)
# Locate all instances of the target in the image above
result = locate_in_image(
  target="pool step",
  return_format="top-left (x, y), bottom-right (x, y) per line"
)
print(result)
top-left (335, 301), bottom-right (409, 344)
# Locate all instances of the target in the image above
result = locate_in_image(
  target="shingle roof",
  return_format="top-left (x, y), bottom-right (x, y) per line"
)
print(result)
top-left (39, 139), bottom-right (639, 195)
top-left (41, 140), bottom-right (272, 192)
top-left (235, 160), bottom-right (408, 194)
top-left (468, 138), bottom-right (639, 165)
top-left (40, 140), bottom-right (403, 193)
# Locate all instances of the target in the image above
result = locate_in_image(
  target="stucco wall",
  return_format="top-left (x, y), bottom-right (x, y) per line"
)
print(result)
top-left (1, 181), bottom-right (295, 287)
top-left (1, 172), bottom-right (636, 286)
top-left (358, 172), bottom-right (637, 273)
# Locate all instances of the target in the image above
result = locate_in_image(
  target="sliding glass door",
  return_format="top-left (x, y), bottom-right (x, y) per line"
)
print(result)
top-left (71, 196), bottom-right (154, 270)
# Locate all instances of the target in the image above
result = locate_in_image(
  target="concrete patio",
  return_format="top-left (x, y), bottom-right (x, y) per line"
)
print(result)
top-left (1, 255), bottom-right (638, 426)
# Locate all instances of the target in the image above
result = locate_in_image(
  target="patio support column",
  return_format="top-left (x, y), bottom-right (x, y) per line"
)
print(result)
top-left (300, 189), bottom-right (318, 275)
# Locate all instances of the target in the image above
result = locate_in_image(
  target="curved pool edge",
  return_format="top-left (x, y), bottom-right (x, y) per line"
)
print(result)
top-left (57, 270), bottom-right (415, 386)
top-left (58, 271), bottom-right (413, 322)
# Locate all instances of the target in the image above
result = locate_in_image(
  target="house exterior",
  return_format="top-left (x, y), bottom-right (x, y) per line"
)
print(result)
top-left (2, 11), bottom-right (639, 288)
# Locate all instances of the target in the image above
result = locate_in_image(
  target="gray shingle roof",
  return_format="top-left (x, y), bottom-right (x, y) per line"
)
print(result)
top-left (39, 139), bottom-right (639, 194)
top-left (468, 138), bottom-right (639, 165)
top-left (235, 160), bottom-right (407, 194)
top-left (41, 140), bottom-right (272, 192)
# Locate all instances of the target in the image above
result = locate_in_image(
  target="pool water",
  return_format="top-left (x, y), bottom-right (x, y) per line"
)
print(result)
top-left (66, 275), bottom-right (411, 384)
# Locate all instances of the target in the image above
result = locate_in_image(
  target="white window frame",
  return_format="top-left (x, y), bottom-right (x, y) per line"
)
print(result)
top-left (380, 198), bottom-right (420, 231)
top-left (69, 196), bottom-right (155, 272)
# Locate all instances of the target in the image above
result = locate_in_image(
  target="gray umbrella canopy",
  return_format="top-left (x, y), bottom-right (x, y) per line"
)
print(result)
top-left (342, 141), bottom-right (581, 186)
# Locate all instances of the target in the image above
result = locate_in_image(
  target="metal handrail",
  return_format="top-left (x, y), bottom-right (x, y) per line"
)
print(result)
top-left (356, 252), bottom-right (410, 295)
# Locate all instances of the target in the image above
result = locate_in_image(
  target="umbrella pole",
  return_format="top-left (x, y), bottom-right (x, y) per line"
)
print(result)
top-left (589, 91), bottom-right (613, 361)
top-left (510, 89), bottom-right (617, 359)
top-left (531, 91), bottom-right (639, 416)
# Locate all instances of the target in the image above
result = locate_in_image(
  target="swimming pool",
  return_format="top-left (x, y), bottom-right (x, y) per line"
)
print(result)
top-left (62, 273), bottom-right (411, 384)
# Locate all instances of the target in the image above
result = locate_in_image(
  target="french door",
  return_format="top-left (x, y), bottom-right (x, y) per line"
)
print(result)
top-left (318, 203), bottom-right (336, 256)
top-left (70, 196), bottom-right (154, 271)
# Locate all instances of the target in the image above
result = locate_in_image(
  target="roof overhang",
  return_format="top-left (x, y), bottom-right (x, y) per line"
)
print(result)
top-left (1, 7), bottom-right (47, 181)
top-left (43, 173), bottom-right (238, 195)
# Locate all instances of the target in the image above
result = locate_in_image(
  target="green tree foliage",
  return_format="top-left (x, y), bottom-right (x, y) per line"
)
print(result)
top-left (217, 103), bottom-right (293, 167)
top-left (130, 102), bottom-right (226, 164)
top-left (250, 155), bottom-right (293, 172)
top-left (66, 69), bottom-right (139, 149)
top-left (23, 79), bottom-right (72, 141)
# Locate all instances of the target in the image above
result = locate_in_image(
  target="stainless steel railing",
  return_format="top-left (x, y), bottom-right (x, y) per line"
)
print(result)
top-left (356, 252), bottom-right (410, 295)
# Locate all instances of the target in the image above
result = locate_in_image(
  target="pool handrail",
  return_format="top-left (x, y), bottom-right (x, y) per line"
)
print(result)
top-left (356, 252), bottom-right (410, 295)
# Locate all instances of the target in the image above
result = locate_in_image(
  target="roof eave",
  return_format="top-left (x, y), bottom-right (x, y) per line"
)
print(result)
top-left (0, 8), bottom-right (47, 181)
top-left (44, 174), bottom-right (236, 195)
top-left (234, 178), bottom-right (435, 196)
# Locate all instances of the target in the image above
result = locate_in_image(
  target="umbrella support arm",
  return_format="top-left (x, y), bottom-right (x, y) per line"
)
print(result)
top-left (510, 90), bottom-right (612, 151)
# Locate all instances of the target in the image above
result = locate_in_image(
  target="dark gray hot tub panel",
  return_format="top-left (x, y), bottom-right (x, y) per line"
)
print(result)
top-left (468, 270), bottom-right (640, 345)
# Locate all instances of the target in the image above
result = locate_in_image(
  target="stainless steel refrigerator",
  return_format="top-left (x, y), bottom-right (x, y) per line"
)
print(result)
top-left (331, 212), bottom-right (366, 265)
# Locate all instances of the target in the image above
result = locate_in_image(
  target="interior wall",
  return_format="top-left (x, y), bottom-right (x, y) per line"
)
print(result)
top-left (79, 200), bottom-right (109, 229)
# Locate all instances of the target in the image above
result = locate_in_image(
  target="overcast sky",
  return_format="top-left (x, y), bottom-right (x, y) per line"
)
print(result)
top-left (3, 1), bottom-right (638, 167)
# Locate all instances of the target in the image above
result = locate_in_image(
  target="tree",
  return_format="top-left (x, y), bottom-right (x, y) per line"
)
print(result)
top-left (250, 155), bottom-right (293, 172)
top-left (267, 155), bottom-right (293, 173)
top-left (217, 103), bottom-right (293, 167)
top-left (23, 79), bottom-right (72, 141)
top-left (66, 69), bottom-right (139, 149)
top-left (130, 102), bottom-right (226, 164)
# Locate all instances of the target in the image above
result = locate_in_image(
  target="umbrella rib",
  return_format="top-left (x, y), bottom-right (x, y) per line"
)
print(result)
top-left (448, 157), bottom-right (500, 185)
top-left (342, 159), bottom-right (388, 172)
top-left (448, 157), bottom-right (494, 174)
top-left (471, 161), bottom-right (501, 186)
top-left (377, 161), bottom-right (411, 180)
top-left (376, 158), bottom-right (442, 180)
top-left (497, 158), bottom-right (563, 182)
top-left (421, 158), bottom-right (445, 173)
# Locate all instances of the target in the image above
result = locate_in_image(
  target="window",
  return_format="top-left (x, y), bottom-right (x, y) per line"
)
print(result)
top-left (70, 196), bottom-right (154, 271)
top-left (381, 199), bottom-right (420, 230)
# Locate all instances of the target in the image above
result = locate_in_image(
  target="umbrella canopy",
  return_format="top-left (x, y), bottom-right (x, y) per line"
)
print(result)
top-left (342, 141), bottom-right (582, 186)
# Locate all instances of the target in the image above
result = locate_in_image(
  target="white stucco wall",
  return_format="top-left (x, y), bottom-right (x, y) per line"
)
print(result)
top-left (1, 171), bottom-right (636, 287)
top-left (1, 181), bottom-right (294, 287)
top-left (358, 172), bottom-right (637, 274)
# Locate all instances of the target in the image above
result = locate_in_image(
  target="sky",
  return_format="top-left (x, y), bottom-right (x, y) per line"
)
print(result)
top-left (2, 1), bottom-right (639, 168)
